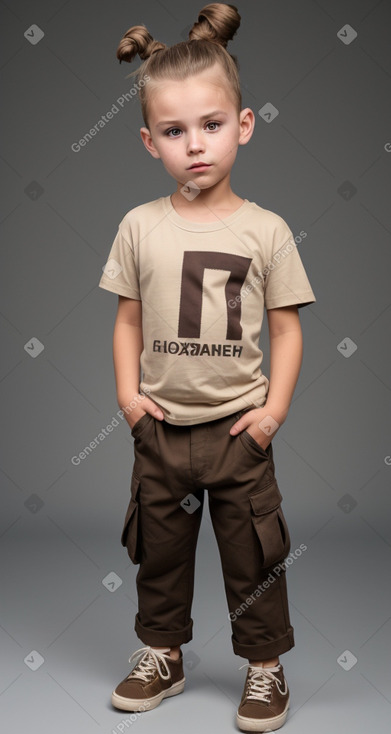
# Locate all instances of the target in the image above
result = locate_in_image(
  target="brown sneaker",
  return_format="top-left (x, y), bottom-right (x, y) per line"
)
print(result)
top-left (111, 645), bottom-right (185, 712)
top-left (236, 663), bottom-right (290, 731)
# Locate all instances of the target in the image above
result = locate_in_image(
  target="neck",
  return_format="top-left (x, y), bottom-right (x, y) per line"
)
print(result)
top-left (171, 178), bottom-right (243, 216)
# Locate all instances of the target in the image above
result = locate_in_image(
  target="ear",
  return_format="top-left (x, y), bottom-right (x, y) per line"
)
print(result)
top-left (140, 127), bottom-right (161, 159)
top-left (238, 108), bottom-right (255, 146)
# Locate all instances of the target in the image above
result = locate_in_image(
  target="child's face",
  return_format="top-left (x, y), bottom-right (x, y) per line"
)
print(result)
top-left (140, 64), bottom-right (254, 192)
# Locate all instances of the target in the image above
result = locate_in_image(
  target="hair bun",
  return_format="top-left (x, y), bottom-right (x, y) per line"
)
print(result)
top-left (116, 24), bottom-right (166, 63)
top-left (189, 3), bottom-right (241, 48)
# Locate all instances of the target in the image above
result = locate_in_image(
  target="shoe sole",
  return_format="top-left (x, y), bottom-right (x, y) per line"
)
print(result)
top-left (236, 695), bottom-right (289, 732)
top-left (111, 676), bottom-right (186, 712)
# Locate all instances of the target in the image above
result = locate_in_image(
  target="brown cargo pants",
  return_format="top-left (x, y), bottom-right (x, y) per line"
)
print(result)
top-left (120, 407), bottom-right (295, 660)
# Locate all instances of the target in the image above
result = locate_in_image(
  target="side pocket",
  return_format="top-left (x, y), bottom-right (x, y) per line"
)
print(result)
top-left (120, 472), bottom-right (141, 564)
top-left (249, 479), bottom-right (291, 568)
top-left (131, 412), bottom-right (153, 439)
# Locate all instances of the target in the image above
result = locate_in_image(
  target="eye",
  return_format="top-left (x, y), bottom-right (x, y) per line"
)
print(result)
top-left (205, 121), bottom-right (220, 131)
top-left (166, 128), bottom-right (182, 137)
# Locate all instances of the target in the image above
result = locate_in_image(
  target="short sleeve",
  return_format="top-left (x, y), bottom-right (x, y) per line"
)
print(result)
top-left (98, 218), bottom-right (140, 300)
top-left (264, 220), bottom-right (316, 310)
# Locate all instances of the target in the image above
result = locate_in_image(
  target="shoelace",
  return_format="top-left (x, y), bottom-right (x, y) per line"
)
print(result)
top-left (238, 663), bottom-right (286, 702)
top-left (127, 646), bottom-right (172, 682)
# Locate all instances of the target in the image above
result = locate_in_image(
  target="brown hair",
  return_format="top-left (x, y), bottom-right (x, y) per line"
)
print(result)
top-left (116, 3), bottom-right (242, 127)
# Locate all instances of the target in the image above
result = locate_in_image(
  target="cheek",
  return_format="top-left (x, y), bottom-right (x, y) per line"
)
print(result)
top-left (160, 142), bottom-right (183, 166)
top-left (216, 128), bottom-right (239, 153)
top-left (215, 137), bottom-right (238, 165)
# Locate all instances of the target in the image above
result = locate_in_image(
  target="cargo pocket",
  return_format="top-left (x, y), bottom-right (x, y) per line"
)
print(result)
top-left (249, 480), bottom-right (291, 567)
top-left (120, 472), bottom-right (141, 564)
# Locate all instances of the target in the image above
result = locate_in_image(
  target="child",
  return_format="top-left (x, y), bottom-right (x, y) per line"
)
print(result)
top-left (99, 4), bottom-right (316, 731)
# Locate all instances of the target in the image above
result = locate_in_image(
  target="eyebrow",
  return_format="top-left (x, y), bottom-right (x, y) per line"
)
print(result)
top-left (156, 110), bottom-right (227, 128)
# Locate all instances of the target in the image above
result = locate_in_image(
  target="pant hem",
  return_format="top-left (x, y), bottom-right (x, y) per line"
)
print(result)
top-left (232, 626), bottom-right (295, 660)
top-left (134, 613), bottom-right (193, 647)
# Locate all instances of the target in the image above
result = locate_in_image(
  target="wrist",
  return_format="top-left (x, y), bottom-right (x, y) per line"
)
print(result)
top-left (117, 391), bottom-right (145, 414)
top-left (262, 402), bottom-right (289, 426)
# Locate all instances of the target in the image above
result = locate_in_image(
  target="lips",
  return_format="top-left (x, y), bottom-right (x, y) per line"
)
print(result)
top-left (188, 162), bottom-right (210, 169)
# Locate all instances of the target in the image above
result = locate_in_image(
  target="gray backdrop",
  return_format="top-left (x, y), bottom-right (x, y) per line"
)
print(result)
top-left (1, 0), bottom-right (390, 732)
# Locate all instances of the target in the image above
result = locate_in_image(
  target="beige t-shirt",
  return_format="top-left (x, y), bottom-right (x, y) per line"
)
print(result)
top-left (99, 195), bottom-right (316, 425)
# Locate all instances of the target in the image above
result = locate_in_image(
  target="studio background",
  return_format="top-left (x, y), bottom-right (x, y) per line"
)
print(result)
top-left (1, 1), bottom-right (390, 732)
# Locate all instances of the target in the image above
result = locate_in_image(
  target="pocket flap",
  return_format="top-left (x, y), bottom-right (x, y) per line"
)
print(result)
top-left (249, 480), bottom-right (283, 516)
top-left (130, 472), bottom-right (141, 501)
top-left (120, 498), bottom-right (138, 546)
top-left (120, 473), bottom-right (141, 547)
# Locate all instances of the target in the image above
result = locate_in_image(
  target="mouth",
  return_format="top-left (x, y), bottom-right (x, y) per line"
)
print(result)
top-left (188, 162), bottom-right (211, 170)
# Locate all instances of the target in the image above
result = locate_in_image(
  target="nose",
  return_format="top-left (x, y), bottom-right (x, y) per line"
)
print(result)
top-left (186, 129), bottom-right (205, 155)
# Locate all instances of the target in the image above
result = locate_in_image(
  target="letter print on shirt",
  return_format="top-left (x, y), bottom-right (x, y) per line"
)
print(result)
top-left (178, 251), bottom-right (252, 339)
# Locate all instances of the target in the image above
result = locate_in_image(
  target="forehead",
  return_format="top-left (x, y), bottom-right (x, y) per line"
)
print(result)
top-left (147, 66), bottom-right (236, 121)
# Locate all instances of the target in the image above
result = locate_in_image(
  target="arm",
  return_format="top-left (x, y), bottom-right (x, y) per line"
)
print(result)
top-left (264, 304), bottom-right (303, 424)
top-left (229, 305), bottom-right (303, 449)
top-left (113, 295), bottom-right (164, 429)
